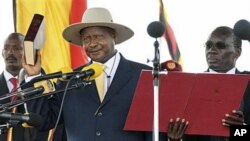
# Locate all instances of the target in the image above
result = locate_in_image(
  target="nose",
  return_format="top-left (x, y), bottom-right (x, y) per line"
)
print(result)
top-left (88, 39), bottom-right (99, 48)
top-left (207, 45), bottom-right (219, 53)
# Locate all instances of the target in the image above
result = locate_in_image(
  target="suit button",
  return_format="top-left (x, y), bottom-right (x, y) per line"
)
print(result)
top-left (96, 131), bottom-right (101, 136)
top-left (97, 112), bottom-right (103, 116)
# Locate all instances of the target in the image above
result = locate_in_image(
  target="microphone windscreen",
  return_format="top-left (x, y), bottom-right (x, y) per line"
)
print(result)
top-left (82, 63), bottom-right (104, 80)
top-left (22, 113), bottom-right (43, 128)
top-left (147, 21), bottom-right (165, 38)
top-left (233, 19), bottom-right (250, 40)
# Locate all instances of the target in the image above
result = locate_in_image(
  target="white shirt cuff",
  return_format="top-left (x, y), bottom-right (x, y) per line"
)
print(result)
top-left (25, 73), bottom-right (42, 82)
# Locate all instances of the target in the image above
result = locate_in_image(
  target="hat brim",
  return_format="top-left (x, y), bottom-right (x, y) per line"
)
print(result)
top-left (62, 22), bottom-right (134, 47)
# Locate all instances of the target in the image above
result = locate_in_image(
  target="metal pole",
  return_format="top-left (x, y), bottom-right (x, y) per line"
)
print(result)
top-left (152, 39), bottom-right (160, 141)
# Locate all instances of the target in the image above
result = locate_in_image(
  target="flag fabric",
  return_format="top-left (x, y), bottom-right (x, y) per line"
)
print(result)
top-left (13, 0), bottom-right (88, 140)
top-left (14, 0), bottom-right (88, 74)
top-left (159, 0), bottom-right (182, 65)
top-left (70, 0), bottom-right (89, 69)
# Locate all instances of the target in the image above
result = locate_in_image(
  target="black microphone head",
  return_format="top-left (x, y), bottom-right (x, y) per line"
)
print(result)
top-left (23, 113), bottom-right (43, 127)
top-left (233, 19), bottom-right (250, 41)
top-left (0, 112), bottom-right (43, 127)
top-left (147, 21), bottom-right (165, 38)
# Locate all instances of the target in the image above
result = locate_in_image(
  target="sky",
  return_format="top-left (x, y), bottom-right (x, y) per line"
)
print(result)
top-left (1, 0), bottom-right (250, 73)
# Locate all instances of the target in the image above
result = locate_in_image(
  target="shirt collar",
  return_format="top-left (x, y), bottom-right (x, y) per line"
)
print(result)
top-left (3, 70), bottom-right (17, 81)
top-left (92, 52), bottom-right (121, 77)
top-left (208, 67), bottom-right (236, 74)
top-left (104, 52), bottom-right (120, 75)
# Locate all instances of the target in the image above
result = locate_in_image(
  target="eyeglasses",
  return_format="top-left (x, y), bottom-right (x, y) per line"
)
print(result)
top-left (205, 41), bottom-right (229, 50)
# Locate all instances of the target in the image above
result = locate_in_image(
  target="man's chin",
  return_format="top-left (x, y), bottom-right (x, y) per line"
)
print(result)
top-left (6, 65), bottom-right (21, 71)
top-left (208, 64), bottom-right (220, 70)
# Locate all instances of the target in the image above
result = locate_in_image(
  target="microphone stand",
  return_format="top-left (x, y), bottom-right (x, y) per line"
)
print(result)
top-left (0, 81), bottom-right (91, 113)
top-left (0, 119), bottom-right (19, 135)
top-left (152, 39), bottom-right (160, 141)
top-left (0, 123), bottom-right (9, 135)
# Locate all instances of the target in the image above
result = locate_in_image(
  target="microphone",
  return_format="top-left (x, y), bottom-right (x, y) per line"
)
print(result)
top-left (17, 86), bottom-right (45, 98)
top-left (233, 19), bottom-right (250, 41)
top-left (27, 63), bottom-right (103, 84)
top-left (28, 67), bottom-right (73, 84)
top-left (147, 21), bottom-right (165, 38)
top-left (160, 60), bottom-right (182, 71)
top-left (0, 112), bottom-right (43, 127)
top-left (75, 63), bottom-right (103, 80)
top-left (0, 86), bottom-right (44, 101)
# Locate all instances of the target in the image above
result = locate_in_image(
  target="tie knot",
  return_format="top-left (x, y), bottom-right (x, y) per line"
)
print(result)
top-left (9, 77), bottom-right (18, 86)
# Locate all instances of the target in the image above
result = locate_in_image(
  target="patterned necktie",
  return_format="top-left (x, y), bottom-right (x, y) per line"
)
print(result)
top-left (95, 65), bottom-right (106, 102)
top-left (7, 77), bottom-right (18, 141)
top-left (9, 77), bottom-right (18, 101)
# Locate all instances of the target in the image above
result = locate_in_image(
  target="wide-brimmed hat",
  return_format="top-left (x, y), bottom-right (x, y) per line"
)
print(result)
top-left (62, 7), bottom-right (134, 46)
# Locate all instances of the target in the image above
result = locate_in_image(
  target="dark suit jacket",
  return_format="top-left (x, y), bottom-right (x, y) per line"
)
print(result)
top-left (240, 70), bottom-right (250, 124)
top-left (0, 72), bottom-right (49, 141)
top-left (28, 54), bottom-right (167, 141)
top-left (183, 69), bottom-right (250, 141)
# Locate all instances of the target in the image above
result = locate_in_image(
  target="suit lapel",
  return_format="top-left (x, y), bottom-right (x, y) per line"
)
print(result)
top-left (101, 56), bottom-right (133, 105)
top-left (70, 63), bottom-right (101, 104)
top-left (88, 80), bottom-right (101, 104)
top-left (235, 68), bottom-right (241, 74)
top-left (0, 73), bottom-right (11, 104)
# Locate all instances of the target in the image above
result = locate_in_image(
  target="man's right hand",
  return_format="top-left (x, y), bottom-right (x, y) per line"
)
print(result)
top-left (22, 50), bottom-right (42, 76)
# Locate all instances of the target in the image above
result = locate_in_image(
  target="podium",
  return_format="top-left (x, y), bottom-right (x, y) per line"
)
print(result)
top-left (124, 70), bottom-right (250, 137)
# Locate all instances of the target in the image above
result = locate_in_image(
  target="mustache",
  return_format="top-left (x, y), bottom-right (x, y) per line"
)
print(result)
top-left (6, 55), bottom-right (17, 61)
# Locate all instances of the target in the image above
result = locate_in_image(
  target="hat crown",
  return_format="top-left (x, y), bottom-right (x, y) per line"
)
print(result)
top-left (82, 8), bottom-right (113, 24)
top-left (62, 7), bottom-right (134, 46)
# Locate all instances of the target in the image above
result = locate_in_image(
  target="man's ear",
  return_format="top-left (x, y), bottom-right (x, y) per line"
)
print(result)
top-left (236, 47), bottom-right (242, 59)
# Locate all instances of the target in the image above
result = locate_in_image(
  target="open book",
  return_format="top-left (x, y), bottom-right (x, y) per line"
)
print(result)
top-left (24, 14), bottom-right (45, 65)
top-left (124, 70), bottom-right (250, 137)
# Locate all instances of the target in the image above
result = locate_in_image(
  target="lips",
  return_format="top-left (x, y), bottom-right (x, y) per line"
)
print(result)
top-left (6, 56), bottom-right (17, 63)
top-left (88, 48), bottom-right (103, 56)
top-left (207, 54), bottom-right (220, 63)
top-left (207, 59), bottom-right (218, 64)
top-left (88, 48), bottom-right (101, 53)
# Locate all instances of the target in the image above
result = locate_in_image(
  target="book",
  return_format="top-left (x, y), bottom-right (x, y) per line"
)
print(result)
top-left (124, 70), bottom-right (250, 137)
top-left (24, 14), bottom-right (45, 65)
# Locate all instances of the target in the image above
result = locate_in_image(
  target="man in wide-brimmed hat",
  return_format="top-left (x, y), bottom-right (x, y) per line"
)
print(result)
top-left (23, 7), bottom-right (187, 141)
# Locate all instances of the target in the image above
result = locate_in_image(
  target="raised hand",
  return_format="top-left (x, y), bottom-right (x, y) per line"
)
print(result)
top-left (22, 50), bottom-right (42, 76)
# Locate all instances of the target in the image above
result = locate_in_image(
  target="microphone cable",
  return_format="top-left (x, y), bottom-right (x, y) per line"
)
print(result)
top-left (49, 76), bottom-right (92, 141)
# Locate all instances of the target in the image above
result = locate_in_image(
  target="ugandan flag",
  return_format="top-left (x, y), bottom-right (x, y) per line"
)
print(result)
top-left (159, 0), bottom-right (182, 65)
top-left (13, 0), bottom-right (89, 74)
top-left (12, 1), bottom-right (88, 140)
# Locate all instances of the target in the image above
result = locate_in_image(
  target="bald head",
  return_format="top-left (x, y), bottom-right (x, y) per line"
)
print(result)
top-left (4, 32), bottom-right (25, 45)
top-left (2, 32), bottom-right (25, 76)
